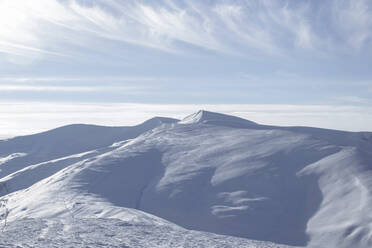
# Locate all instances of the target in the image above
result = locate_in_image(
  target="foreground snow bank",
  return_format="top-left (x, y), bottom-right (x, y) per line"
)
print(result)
top-left (0, 217), bottom-right (295, 248)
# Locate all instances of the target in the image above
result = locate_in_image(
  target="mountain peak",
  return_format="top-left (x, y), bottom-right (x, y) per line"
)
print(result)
top-left (178, 110), bottom-right (208, 124)
top-left (179, 110), bottom-right (258, 128)
top-left (139, 116), bottom-right (179, 127)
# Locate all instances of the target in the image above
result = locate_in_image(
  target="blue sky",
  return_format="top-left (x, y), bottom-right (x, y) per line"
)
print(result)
top-left (0, 0), bottom-right (372, 137)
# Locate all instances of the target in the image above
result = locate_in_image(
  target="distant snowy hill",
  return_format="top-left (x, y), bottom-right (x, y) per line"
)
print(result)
top-left (0, 110), bottom-right (371, 248)
top-left (0, 117), bottom-right (177, 178)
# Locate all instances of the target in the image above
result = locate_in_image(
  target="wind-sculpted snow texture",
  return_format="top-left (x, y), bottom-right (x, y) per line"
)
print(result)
top-left (0, 110), bottom-right (371, 248)
top-left (0, 217), bottom-right (296, 248)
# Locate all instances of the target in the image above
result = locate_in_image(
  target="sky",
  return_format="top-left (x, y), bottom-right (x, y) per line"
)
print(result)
top-left (0, 0), bottom-right (372, 138)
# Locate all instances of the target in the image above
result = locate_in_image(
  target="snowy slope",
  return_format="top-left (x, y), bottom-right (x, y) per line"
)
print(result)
top-left (0, 110), bottom-right (371, 247)
top-left (0, 117), bottom-right (177, 183)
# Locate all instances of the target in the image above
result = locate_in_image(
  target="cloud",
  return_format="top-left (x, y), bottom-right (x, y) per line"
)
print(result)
top-left (332, 0), bottom-right (372, 49)
top-left (1, 102), bottom-right (371, 138)
top-left (331, 95), bottom-right (371, 104)
top-left (0, 0), bottom-right (73, 62)
top-left (0, 76), bottom-right (161, 95)
top-left (0, 76), bottom-right (158, 83)
top-left (0, 85), bottom-right (142, 92)
top-left (0, 0), bottom-right (371, 63)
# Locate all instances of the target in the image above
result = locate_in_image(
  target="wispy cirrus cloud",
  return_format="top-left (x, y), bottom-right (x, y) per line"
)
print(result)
top-left (0, 0), bottom-right (371, 63)
top-left (332, 0), bottom-right (372, 49)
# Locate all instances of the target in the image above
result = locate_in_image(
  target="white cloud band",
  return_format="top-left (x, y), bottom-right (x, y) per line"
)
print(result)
top-left (1, 102), bottom-right (371, 138)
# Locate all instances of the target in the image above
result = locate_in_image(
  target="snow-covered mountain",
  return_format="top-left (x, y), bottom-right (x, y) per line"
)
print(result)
top-left (0, 110), bottom-right (371, 248)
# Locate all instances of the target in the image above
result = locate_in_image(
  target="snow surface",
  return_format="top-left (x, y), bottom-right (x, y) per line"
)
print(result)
top-left (0, 117), bottom-right (177, 179)
top-left (0, 110), bottom-right (371, 247)
top-left (0, 153), bottom-right (27, 167)
top-left (0, 218), bottom-right (293, 248)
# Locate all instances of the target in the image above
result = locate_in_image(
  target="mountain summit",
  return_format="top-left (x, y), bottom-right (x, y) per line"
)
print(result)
top-left (0, 111), bottom-right (371, 248)
top-left (180, 110), bottom-right (258, 127)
